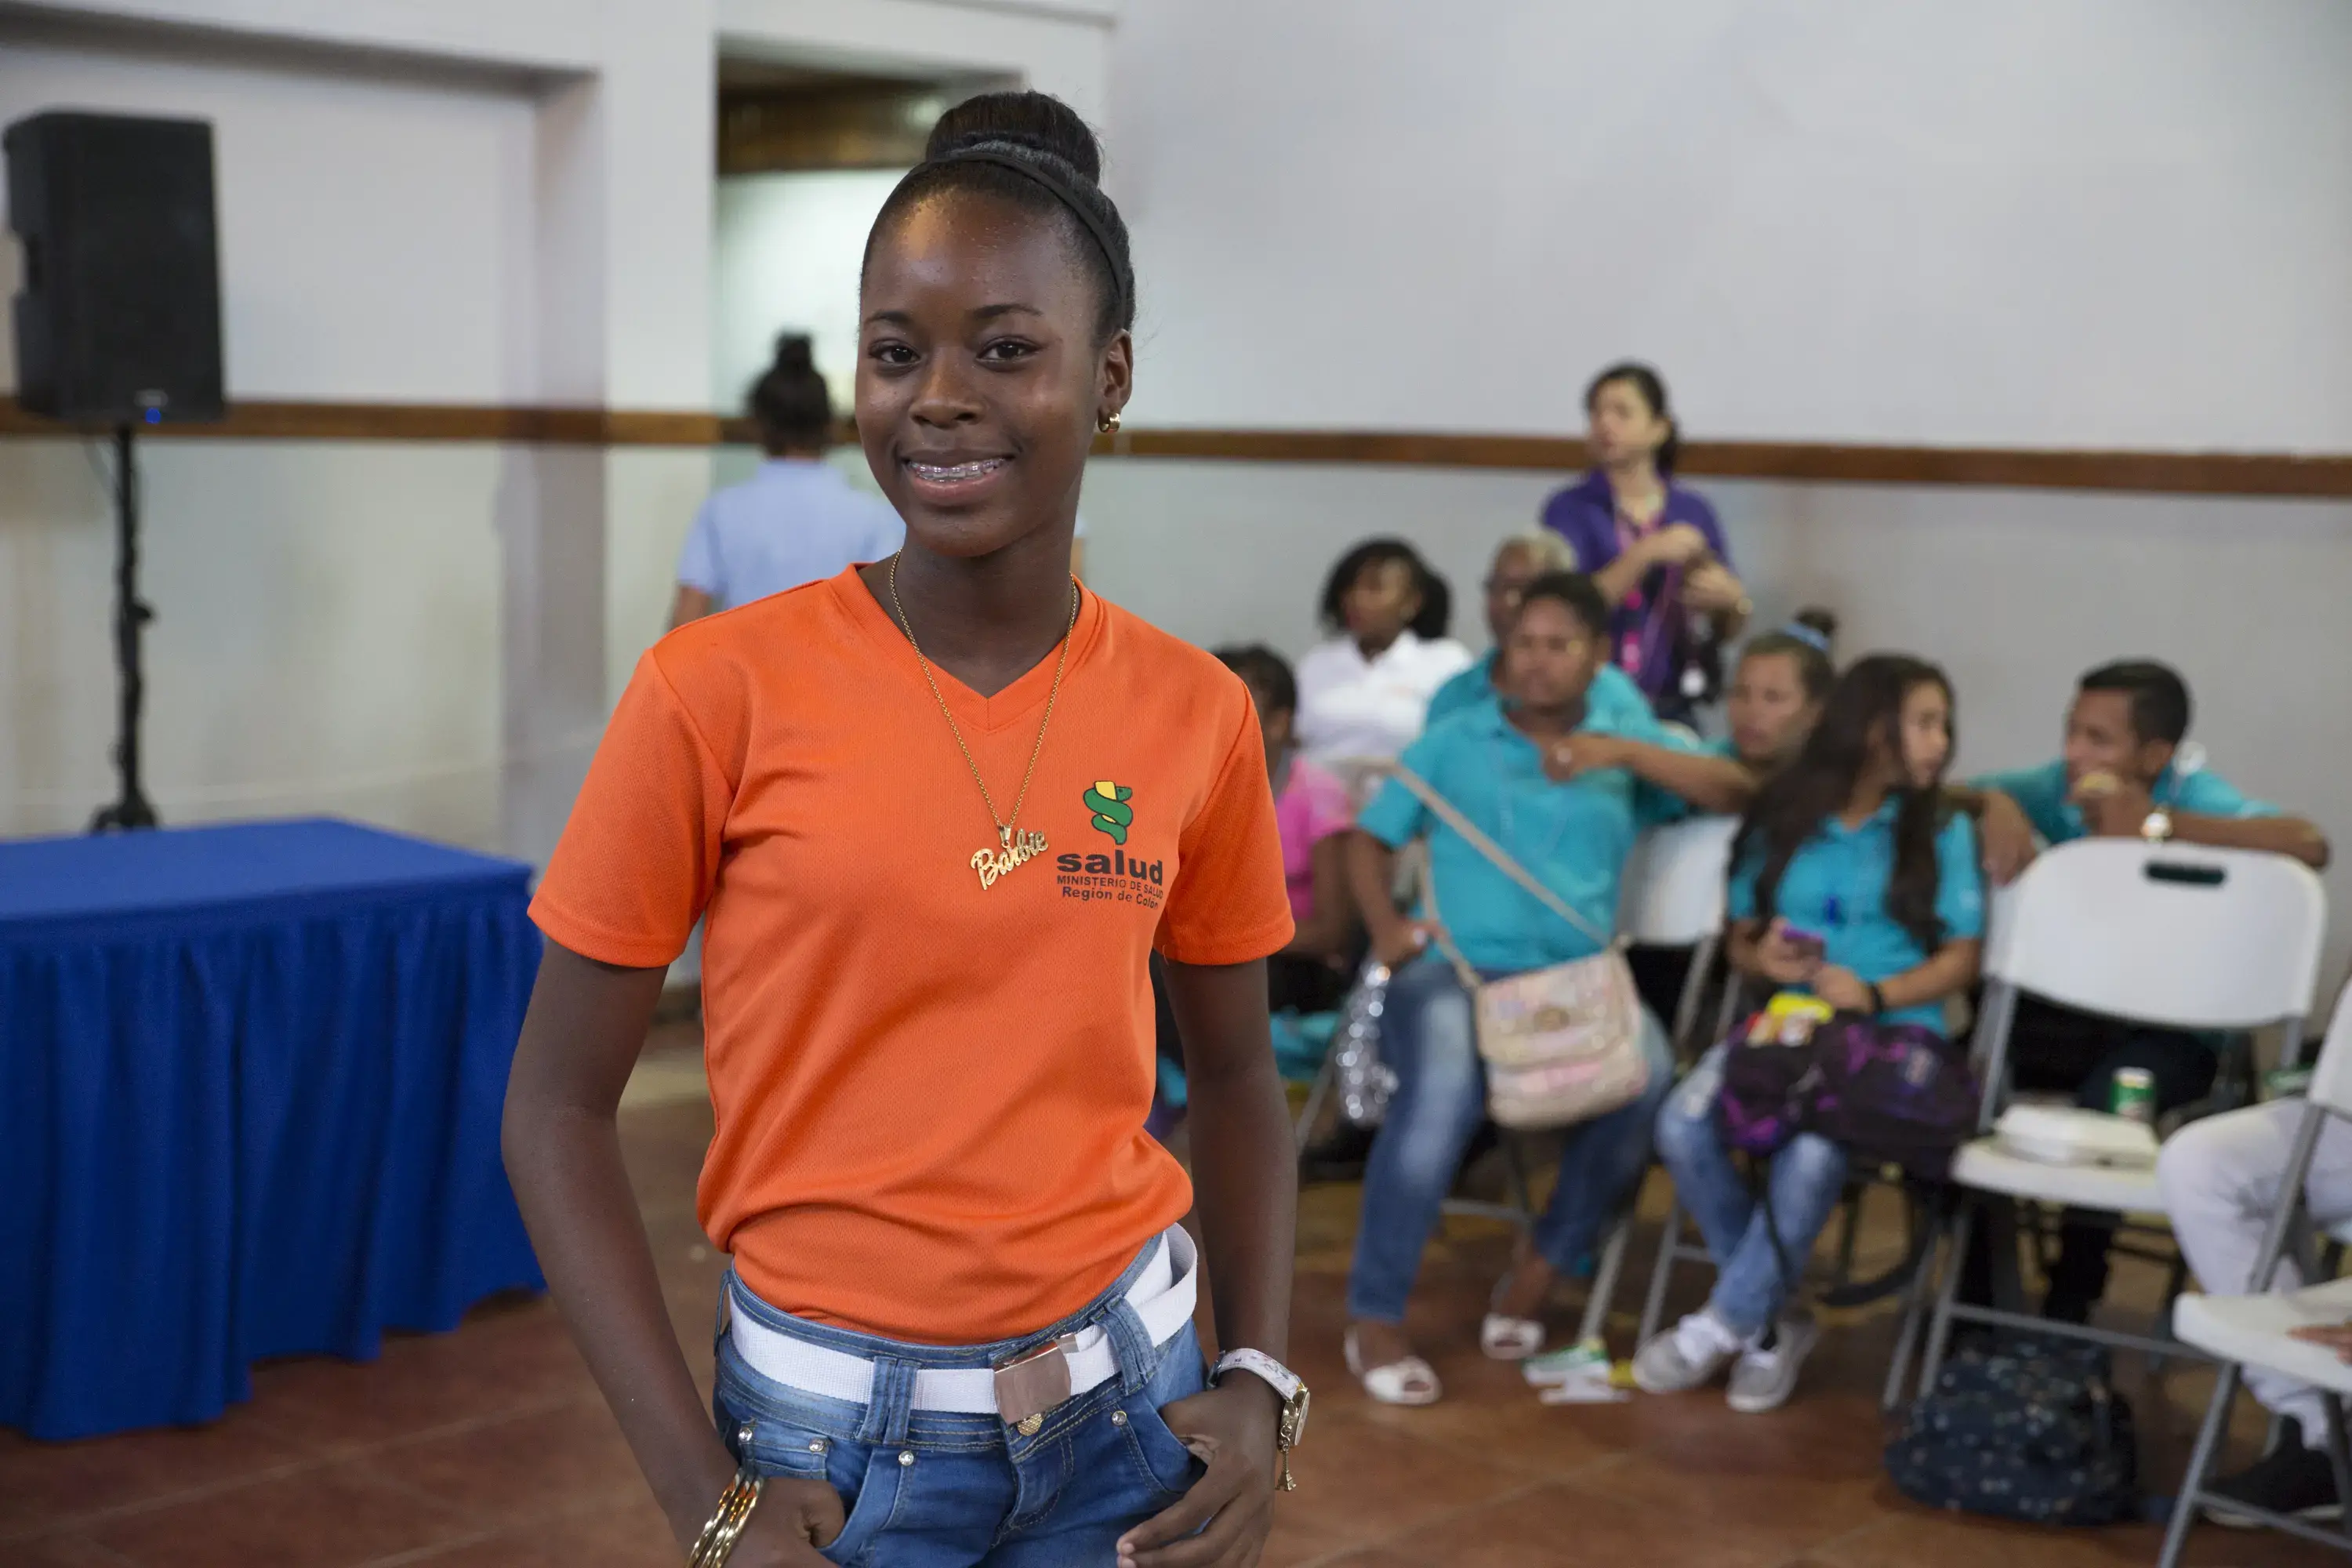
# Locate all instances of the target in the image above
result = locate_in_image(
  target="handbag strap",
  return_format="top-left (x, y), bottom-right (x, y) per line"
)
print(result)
top-left (1411, 840), bottom-right (1483, 993)
top-left (1387, 764), bottom-right (1618, 953)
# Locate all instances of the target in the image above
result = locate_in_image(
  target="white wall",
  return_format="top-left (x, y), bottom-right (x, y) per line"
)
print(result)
top-left (1110, 0), bottom-right (2352, 450)
top-left (711, 169), bottom-right (908, 412)
top-left (0, 27), bottom-right (541, 401)
top-left (0, 438), bottom-right (507, 844)
top-left (718, 0), bottom-right (1113, 123)
top-left (0, 22), bottom-right (543, 843)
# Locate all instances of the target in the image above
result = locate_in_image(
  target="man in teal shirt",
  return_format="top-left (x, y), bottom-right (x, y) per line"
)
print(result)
top-left (1338, 572), bottom-right (1751, 1403)
top-left (1427, 533), bottom-right (1653, 732)
top-left (1962, 659), bottom-right (2328, 877)
top-left (1952, 659), bottom-right (2330, 1323)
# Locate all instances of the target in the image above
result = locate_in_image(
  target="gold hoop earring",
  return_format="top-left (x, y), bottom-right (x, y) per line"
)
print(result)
top-left (1097, 409), bottom-right (1123, 434)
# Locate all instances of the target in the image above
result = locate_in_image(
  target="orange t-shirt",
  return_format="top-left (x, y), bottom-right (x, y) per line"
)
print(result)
top-left (530, 568), bottom-right (1294, 1343)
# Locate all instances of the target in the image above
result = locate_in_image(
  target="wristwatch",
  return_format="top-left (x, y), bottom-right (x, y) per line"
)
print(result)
top-left (2141, 808), bottom-right (2173, 844)
top-left (1210, 1349), bottom-right (1311, 1491)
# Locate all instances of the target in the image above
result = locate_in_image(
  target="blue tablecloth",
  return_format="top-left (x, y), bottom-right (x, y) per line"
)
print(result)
top-left (0, 818), bottom-right (546, 1439)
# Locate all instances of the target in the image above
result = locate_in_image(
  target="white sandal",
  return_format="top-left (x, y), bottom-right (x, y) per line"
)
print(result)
top-left (1481, 1264), bottom-right (1548, 1361)
top-left (1480, 1312), bottom-right (1545, 1361)
top-left (1345, 1327), bottom-right (1442, 1406)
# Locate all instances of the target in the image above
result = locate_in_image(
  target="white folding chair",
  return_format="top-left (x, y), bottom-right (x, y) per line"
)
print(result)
top-left (1904, 838), bottom-right (2328, 1404)
top-left (1576, 816), bottom-right (1739, 1345)
top-left (2161, 981), bottom-right (2352, 1563)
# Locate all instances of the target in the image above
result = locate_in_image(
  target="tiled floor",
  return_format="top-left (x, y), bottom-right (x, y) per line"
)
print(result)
top-left (3, 1030), bottom-right (2339, 1566)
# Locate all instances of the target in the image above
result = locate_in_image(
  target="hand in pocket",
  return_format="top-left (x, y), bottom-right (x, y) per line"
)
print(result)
top-left (1117, 1381), bottom-right (1281, 1567)
top-left (724, 1479), bottom-right (848, 1566)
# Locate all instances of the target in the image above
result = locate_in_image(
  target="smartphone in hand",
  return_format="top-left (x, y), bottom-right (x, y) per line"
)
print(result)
top-left (1780, 925), bottom-right (1828, 963)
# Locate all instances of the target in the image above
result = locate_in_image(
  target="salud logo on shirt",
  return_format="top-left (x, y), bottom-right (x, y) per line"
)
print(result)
top-left (1083, 780), bottom-right (1135, 844)
top-left (1058, 781), bottom-right (1163, 909)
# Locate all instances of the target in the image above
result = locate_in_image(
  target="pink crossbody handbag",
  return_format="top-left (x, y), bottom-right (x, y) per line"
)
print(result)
top-left (1388, 766), bottom-right (1652, 1130)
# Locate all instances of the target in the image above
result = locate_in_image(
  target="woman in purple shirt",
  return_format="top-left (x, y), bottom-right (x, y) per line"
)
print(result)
top-left (1540, 363), bottom-right (1750, 722)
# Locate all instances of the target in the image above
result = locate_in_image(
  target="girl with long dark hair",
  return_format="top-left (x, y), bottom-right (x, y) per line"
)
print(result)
top-left (1633, 655), bottom-right (1985, 1414)
top-left (506, 92), bottom-right (1304, 1568)
top-left (1538, 363), bottom-right (1749, 723)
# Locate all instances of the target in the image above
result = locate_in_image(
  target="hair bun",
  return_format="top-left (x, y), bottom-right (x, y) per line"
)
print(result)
top-left (1792, 607), bottom-right (1838, 641)
top-left (771, 333), bottom-right (815, 374)
top-left (927, 90), bottom-right (1103, 183)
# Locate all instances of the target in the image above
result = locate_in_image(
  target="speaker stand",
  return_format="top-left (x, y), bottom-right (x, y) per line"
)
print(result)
top-left (89, 422), bottom-right (158, 833)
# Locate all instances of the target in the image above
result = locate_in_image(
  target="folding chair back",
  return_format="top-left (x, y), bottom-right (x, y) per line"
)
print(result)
top-left (1986, 838), bottom-right (2325, 1033)
top-left (1617, 815), bottom-right (1738, 948)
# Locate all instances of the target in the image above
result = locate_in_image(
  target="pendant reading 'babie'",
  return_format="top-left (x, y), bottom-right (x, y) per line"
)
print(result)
top-left (972, 828), bottom-right (1048, 891)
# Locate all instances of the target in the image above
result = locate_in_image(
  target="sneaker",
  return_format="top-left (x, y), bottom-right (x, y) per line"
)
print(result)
top-left (2202, 1427), bottom-right (2342, 1529)
top-left (1633, 1309), bottom-right (1744, 1395)
top-left (1726, 1312), bottom-right (1820, 1414)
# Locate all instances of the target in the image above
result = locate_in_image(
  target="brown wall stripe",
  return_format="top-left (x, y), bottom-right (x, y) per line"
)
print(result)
top-left (4, 397), bottom-right (2348, 499)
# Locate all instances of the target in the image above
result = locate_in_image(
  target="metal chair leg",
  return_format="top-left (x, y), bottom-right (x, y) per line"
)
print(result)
top-left (1832, 1182), bottom-right (1864, 1288)
top-left (1638, 1193), bottom-right (1686, 1347)
top-left (2147, 1254), bottom-right (2194, 1377)
top-left (1918, 1200), bottom-right (1976, 1403)
top-left (1579, 1219), bottom-right (1630, 1346)
top-left (2158, 1362), bottom-right (2242, 1568)
top-left (1882, 1207), bottom-right (1944, 1414)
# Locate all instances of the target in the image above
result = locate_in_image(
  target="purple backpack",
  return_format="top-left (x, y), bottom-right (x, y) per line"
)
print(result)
top-left (1716, 1014), bottom-right (1983, 1182)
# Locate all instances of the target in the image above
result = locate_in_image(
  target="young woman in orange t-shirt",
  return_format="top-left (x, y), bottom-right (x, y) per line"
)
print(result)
top-left (504, 93), bottom-right (1307, 1568)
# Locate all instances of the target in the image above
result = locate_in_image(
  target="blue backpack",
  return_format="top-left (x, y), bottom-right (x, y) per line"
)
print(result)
top-left (1886, 1336), bottom-right (2140, 1526)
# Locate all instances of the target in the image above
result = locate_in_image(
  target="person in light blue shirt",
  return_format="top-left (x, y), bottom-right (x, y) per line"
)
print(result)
top-left (1639, 655), bottom-right (1985, 1415)
top-left (1338, 572), bottom-right (1753, 1406)
top-left (1425, 532), bottom-right (1653, 731)
top-left (670, 333), bottom-right (904, 626)
top-left (1962, 659), bottom-right (2327, 877)
top-left (1950, 659), bottom-right (2328, 1325)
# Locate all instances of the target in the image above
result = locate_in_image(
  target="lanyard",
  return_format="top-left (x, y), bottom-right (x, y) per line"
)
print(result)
top-left (1610, 493), bottom-right (1687, 685)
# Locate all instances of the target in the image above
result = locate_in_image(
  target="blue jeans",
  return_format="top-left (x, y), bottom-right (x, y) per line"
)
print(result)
top-left (1654, 1043), bottom-right (1850, 1338)
top-left (713, 1242), bottom-right (1206, 1567)
top-left (1347, 954), bottom-right (1675, 1323)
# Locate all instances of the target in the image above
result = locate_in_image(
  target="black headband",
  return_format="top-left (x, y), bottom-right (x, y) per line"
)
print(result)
top-left (935, 144), bottom-right (1131, 322)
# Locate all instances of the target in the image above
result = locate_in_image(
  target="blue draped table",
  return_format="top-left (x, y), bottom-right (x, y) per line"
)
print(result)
top-left (0, 818), bottom-right (546, 1439)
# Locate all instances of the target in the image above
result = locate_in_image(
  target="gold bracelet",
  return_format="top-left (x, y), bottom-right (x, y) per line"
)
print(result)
top-left (687, 1468), bottom-right (764, 1568)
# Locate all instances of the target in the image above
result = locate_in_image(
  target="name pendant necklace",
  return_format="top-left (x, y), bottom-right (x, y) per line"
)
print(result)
top-left (888, 554), bottom-right (1079, 891)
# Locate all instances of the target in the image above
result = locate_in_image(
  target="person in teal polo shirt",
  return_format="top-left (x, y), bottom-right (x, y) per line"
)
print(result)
top-left (1339, 572), bottom-right (1752, 1406)
top-left (1950, 659), bottom-right (2330, 1323)
top-left (1425, 532), bottom-right (1653, 732)
top-left (1962, 659), bottom-right (2328, 877)
top-left (1636, 655), bottom-right (1984, 1414)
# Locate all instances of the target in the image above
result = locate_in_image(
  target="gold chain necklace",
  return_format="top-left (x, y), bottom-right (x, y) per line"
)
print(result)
top-left (887, 554), bottom-right (1079, 891)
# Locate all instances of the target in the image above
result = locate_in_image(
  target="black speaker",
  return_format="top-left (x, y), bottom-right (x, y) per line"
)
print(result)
top-left (5, 111), bottom-right (224, 424)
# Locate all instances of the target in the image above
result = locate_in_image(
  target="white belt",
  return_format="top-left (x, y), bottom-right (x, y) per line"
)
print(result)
top-left (728, 1227), bottom-right (1198, 1417)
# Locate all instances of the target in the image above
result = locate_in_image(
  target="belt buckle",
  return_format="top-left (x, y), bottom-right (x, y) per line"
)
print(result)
top-left (993, 1337), bottom-right (1076, 1435)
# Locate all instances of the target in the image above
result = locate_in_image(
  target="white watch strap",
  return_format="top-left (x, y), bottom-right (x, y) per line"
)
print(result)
top-left (1213, 1348), bottom-right (1302, 1402)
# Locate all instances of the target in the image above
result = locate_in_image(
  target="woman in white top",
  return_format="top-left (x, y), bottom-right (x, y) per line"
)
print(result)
top-left (1294, 538), bottom-right (1472, 779)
